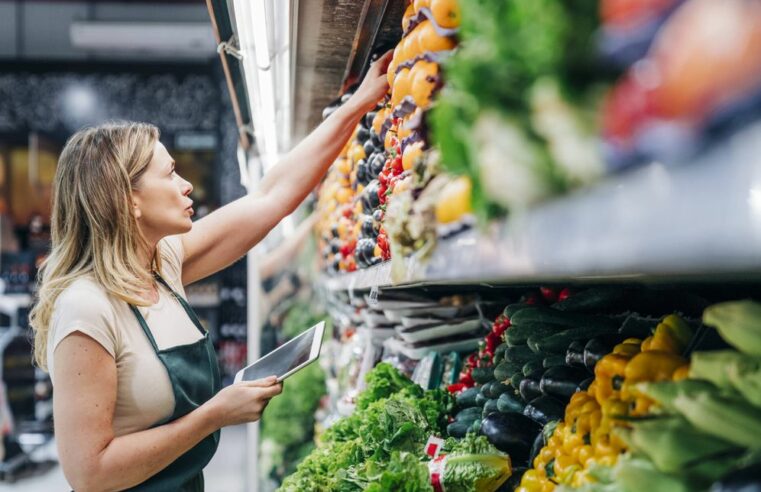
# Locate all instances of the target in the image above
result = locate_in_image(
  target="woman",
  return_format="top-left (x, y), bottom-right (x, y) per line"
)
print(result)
top-left (29, 53), bottom-right (391, 491)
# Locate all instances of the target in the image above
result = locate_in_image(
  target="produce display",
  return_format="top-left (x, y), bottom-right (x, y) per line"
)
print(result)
top-left (316, 0), bottom-right (464, 274)
top-left (278, 363), bottom-right (512, 492)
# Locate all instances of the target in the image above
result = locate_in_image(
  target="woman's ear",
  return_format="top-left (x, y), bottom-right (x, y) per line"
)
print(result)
top-left (132, 197), bottom-right (142, 220)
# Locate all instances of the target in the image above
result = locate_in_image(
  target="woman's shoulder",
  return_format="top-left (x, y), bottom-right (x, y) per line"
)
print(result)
top-left (54, 276), bottom-right (118, 316)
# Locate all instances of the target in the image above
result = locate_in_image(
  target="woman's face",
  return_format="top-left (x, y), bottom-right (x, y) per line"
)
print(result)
top-left (132, 141), bottom-right (194, 243)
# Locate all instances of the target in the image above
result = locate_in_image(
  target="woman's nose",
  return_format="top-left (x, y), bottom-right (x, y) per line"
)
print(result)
top-left (181, 178), bottom-right (193, 196)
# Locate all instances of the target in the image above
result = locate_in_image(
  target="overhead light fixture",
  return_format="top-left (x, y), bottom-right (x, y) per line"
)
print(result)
top-left (70, 22), bottom-right (216, 56)
top-left (232, 0), bottom-right (296, 172)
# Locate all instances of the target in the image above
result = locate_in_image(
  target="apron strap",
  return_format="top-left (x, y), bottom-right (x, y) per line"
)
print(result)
top-left (128, 273), bottom-right (208, 351)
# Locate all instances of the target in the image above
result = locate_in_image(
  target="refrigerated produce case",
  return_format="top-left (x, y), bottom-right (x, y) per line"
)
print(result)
top-left (212, 0), bottom-right (761, 490)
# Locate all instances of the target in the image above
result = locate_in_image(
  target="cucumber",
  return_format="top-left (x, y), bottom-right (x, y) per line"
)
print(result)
top-left (522, 359), bottom-right (544, 377)
top-left (493, 343), bottom-right (508, 364)
top-left (448, 420), bottom-right (473, 438)
top-left (510, 372), bottom-right (524, 389)
top-left (511, 306), bottom-right (617, 330)
top-left (494, 360), bottom-right (523, 381)
top-left (533, 325), bottom-right (619, 354)
top-left (483, 398), bottom-right (500, 418)
top-left (480, 381), bottom-right (495, 398)
top-left (455, 406), bottom-right (483, 423)
top-left (503, 303), bottom-right (530, 319)
top-left (455, 387), bottom-right (480, 408)
top-left (543, 355), bottom-right (566, 369)
top-left (497, 391), bottom-right (526, 413)
top-left (505, 345), bottom-right (543, 365)
top-left (475, 392), bottom-right (488, 407)
top-left (506, 322), bottom-right (567, 346)
top-left (487, 382), bottom-right (512, 399)
top-left (472, 366), bottom-right (496, 384)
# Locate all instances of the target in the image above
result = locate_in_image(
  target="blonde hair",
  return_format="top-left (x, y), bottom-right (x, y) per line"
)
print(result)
top-left (30, 122), bottom-right (165, 370)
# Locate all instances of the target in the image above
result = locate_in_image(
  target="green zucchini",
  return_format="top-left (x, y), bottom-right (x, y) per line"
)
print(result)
top-left (506, 322), bottom-right (566, 346)
top-left (539, 366), bottom-right (590, 400)
top-left (497, 391), bottom-right (526, 413)
top-left (472, 366), bottom-right (496, 384)
top-left (455, 386), bottom-right (480, 408)
top-left (543, 355), bottom-right (566, 369)
top-left (522, 359), bottom-right (544, 377)
top-left (533, 325), bottom-right (619, 354)
top-left (506, 345), bottom-right (544, 365)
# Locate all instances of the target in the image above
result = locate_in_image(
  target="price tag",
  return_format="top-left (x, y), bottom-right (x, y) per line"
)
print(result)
top-left (368, 286), bottom-right (379, 307)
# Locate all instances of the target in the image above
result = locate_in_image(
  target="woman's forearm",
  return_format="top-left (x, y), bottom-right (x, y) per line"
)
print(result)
top-left (258, 97), bottom-right (367, 216)
top-left (72, 403), bottom-right (219, 492)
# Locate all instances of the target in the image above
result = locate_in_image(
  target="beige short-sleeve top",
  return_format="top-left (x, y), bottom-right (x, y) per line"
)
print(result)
top-left (48, 235), bottom-right (205, 436)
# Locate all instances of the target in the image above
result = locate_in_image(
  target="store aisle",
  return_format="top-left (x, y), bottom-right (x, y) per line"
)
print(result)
top-left (0, 425), bottom-right (248, 491)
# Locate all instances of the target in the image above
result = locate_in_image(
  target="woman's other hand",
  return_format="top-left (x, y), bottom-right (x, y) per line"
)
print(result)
top-left (206, 376), bottom-right (283, 427)
top-left (350, 50), bottom-right (393, 113)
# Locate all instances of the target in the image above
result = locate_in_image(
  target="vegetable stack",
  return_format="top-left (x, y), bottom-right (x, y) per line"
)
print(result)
top-left (519, 314), bottom-right (692, 490)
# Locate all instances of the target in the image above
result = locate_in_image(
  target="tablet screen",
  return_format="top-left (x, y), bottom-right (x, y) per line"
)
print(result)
top-left (240, 323), bottom-right (320, 382)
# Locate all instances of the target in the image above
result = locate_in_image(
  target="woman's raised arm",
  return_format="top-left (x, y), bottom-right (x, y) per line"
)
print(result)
top-left (179, 51), bottom-right (392, 286)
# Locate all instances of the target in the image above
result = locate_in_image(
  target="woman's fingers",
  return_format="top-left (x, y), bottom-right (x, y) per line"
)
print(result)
top-left (371, 50), bottom-right (394, 76)
top-left (241, 375), bottom-right (278, 388)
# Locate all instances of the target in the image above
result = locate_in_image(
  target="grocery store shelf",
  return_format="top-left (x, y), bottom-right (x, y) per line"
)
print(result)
top-left (321, 121), bottom-right (761, 291)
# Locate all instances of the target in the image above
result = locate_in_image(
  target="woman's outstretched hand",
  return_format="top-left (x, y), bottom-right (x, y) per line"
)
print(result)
top-left (350, 50), bottom-right (393, 113)
top-left (205, 375), bottom-right (283, 428)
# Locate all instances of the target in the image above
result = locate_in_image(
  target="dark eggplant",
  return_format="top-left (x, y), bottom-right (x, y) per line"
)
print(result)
top-left (480, 412), bottom-right (543, 464)
top-left (370, 131), bottom-right (383, 148)
top-left (370, 153), bottom-right (386, 176)
top-left (565, 340), bottom-right (586, 367)
top-left (578, 377), bottom-right (593, 392)
top-left (363, 140), bottom-right (377, 156)
top-left (364, 111), bottom-right (377, 129)
top-left (475, 392), bottom-right (488, 407)
top-left (372, 208), bottom-right (384, 222)
top-left (361, 215), bottom-right (378, 238)
top-left (363, 180), bottom-right (381, 210)
top-left (710, 460), bottom-right (761, 492)
top-left (540, 366), bottom-right (590, 400)
top-left (528, 431), bottom-right (545, 466)
top-left (356, 159), bottom-right (368, 185)
top-left (519, 376), bottom-right (542, 403)
top-left (499, 467), bottom-right (527, 492)
top-left (356, 126), bottom-right (370, 143)
top-left (583, 338), bottom-right (611, 370)
top-left (523, 395), bottom-right (566, 425)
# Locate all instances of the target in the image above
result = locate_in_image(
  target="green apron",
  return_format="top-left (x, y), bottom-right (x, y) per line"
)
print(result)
top-left (124, 274), bottom-right (221, 491)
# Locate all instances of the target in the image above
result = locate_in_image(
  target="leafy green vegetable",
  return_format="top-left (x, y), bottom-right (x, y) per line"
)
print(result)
top-left (278, 364), bottom-right (453, 491)
top-left (440, 434), bottom-right (512, 492)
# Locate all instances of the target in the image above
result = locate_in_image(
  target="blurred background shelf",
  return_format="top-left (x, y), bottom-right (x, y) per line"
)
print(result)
top-left (322, 119), bottom-right (761, 291)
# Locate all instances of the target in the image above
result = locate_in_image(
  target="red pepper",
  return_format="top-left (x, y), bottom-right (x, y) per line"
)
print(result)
top-left (448, 383), bottom-right (467, 394)
top-left (458, 372), bottom-right (474, 387)
top-left (524, 292), bottom-right (542, 305)
top-left (342, 206), bottom-right (352, 219)
top-left (540, 287), bottom-right (559, 303)
top-left (485, 332), bottom-right (500, 354)
top-left (558, 287), bottom-right (573, 302)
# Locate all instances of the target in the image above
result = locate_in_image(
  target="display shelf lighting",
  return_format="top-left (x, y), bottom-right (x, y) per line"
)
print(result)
top-left (232, 0), bottom-right (295, 173)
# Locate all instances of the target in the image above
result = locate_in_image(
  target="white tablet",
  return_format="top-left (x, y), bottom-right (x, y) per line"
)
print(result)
top-left (234, 321), bottom-right (325, 384)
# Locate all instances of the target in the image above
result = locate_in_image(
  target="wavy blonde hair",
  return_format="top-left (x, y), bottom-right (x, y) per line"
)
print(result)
top-left (30, 122), bottom-right (165, 370)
